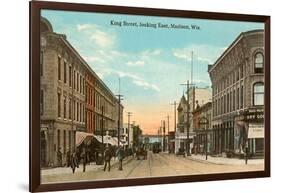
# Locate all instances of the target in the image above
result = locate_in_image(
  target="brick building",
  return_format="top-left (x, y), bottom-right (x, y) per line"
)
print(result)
top-left (208, 29), bottom-right (264, 157)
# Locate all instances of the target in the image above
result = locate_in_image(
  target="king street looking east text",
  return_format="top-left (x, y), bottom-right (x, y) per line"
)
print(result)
top-left (110, 20), bottom-right (200, 30)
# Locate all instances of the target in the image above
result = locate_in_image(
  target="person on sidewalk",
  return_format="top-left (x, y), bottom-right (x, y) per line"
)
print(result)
top-left (66, 150), bottom-right (70, 167)
top-left (80, 148), bottom-right (87, 172)
top-left (116, 146), bottom-right (125, 171)
top-left (70, 152), bottom-right (78, 174)
top-left (103, 145), bottom-right (112, 172)
top-left (57, 147), bottom-right (63, 167)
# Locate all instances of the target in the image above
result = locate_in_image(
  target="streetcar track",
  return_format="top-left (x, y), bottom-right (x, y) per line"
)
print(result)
top-left (158, 154), bottom-right (202, 173)
top-left (156, 153), bottom-right (188, 174)
top-left (148, 152), bottom-right (152, 176)
top-left (125, 159), bottom-right (143, 178)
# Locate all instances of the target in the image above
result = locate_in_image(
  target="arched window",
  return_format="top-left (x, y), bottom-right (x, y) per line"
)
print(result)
top-left (254, 52), bottom-right (264, 73)
top-left (253, 82), bottom-right (264, 106)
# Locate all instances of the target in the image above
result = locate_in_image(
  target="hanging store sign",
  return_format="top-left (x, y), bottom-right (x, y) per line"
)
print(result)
top-left (248, 123), bottom-right (264, 138)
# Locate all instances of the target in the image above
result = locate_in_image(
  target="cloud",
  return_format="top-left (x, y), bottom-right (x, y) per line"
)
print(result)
top-left (117, 71), bottom-right (160, 92)
top-left (96, 69), bottom-right (160, 92)
top-left (76, 23), bottom-right (115, 48)
top-left (83, 55), bottom-right (106, 64)
top-left (132, 79), bottom-right (160, 92)
top-left (172, 44), bottom-right (226, 64)
top-left (126, 60), bottom-right (145, 67)
top-left (141, 49), bottom-right (162, 58)
top-left (77, 24), bottom-right (93, 31)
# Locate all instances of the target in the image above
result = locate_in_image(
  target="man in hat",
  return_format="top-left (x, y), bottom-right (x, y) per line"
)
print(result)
top-left (104, 145), bottom-right (112, 172)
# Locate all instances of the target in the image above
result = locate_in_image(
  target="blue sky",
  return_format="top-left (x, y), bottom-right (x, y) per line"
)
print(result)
top-left (42, 10), bottom-right (264, 134)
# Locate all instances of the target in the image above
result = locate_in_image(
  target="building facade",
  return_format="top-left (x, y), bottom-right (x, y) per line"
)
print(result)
top-left (175, 95), bottom-right (187, 153)
top-left (188, 87), bottom-right (212, 149)
top-left (93, 79), bottom-right (123, 137)
top-left (208, 30), bottom-right (264, 157)
top-left (192, 102), bottom-right (212, 155)
top-left (40, 17), bottom-right (86, 167)
top-left (85, 69), bottom-right (95, 134)
top-left (121, 123), bottom-right (134, 147)
top-left (40, 17), bottom-right (124, 167)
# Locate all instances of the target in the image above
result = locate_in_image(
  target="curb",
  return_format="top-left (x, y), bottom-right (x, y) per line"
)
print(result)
top-left (185, 157), bottom-right (222, 165)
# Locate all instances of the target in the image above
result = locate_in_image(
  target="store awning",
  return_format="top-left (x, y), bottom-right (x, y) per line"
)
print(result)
top-left (93, 135), bottom-right (123, 146)
top-left (76, 131), bottom-right (94, 146)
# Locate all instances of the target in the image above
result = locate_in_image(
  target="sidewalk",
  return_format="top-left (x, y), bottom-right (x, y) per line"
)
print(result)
top-left (42, 156), bottom-right (133, 176)
top-left (186, 154), bottom-right (264, 165)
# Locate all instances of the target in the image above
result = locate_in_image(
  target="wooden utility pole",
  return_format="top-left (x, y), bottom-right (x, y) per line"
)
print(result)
top-left (181, 80), bottom-right (194, 156)
top-left (101, 105), bottom-right (104, 159)
top-left (166, 115), bottom-right (170, 153)
top-left (116, 77), bottom-right (123, 147)
top-left (127, 112), bottom-right (132, 148)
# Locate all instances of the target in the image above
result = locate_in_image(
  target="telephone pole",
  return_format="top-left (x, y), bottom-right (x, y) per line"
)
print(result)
top-left (162, 120), bottom-right (166, 152)
top-left (116, 77), bottom-right (123, 147)
top-left (101, 105), bottom-right (104, 160)
top-left (166, 115), bottom-right (170, 153)
top-left (127, 112), bottom-right (132, 148)
top-left (181, 80), bottom-right (194, 156)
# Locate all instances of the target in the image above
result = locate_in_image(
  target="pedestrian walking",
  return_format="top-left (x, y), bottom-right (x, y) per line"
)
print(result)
top-left (70, 152), bottom-right (78, 173)
top-left (66, 150), bottom-right (71, 167)
top-left (57, 147), bottom-right (62, 167)
top-left (116, 146), bottom-right (125, 171)
top-left (103, 145), bottom-right (112, 172)
top-left (81, 148), bottom-right (87, 172)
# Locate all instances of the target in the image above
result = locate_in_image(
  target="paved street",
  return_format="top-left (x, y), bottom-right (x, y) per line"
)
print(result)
top-left (41, 151), bottom-right (264, 184)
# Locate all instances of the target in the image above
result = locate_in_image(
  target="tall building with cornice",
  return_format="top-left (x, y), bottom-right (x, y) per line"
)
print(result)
top-left (40, 17), bottom-right (123, 167)
top-left (208, 29), bottom-right (264, 157)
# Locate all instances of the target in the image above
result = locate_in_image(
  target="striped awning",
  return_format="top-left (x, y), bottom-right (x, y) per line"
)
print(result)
top-left (75, 131), bottom-right (94, 146)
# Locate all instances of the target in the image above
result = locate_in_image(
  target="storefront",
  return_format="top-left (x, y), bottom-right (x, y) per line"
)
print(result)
top-left (234, 108), bottom-right (264, 157)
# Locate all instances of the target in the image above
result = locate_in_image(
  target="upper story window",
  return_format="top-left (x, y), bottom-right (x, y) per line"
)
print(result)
top-left (64, 61), bottom-right (67, 84)
top-left (58, 57), bottom-right (61, 80)
top-left (40, 90), bottom-right (44, 115)
top-left (69, 66), bottom-right (72, 87)
top-left (253, 82), bottom-right (264, 106)
top-left (40, 51), bottom-right (43, 76)
top-left (254, 53), bottom-right (264, 73)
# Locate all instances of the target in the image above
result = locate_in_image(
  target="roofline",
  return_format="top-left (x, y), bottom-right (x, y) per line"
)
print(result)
top-left (44, 29), bottom-right (119, 102)
top-left (59, 37), bottom-right (119, 100)
top-left (192, 101), bottom-right (212, 114)
top-left (41, 17), bottom-right (53, 32)
top-left (208, 29), bottom-right (264, 73)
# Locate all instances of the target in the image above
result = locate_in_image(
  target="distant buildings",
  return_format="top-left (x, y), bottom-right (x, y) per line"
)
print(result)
top-left (40, 17), bottom-right (123, 167)
top-left (175, 95), bottom-right (187, 153)
top-left (175, 87), bottom-right (212, 154)
top-left (208, 30), bottom-right (264, 157)
top-left (121, 123), bottom-right (134, 147)
top-left (188, 87), bottom-right (212, 150)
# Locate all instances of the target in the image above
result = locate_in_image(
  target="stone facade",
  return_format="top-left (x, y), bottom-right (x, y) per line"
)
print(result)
top-left (208, 30), bottom-right (264, 157)
top-left (40, 17), bottom-right (124, 167)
